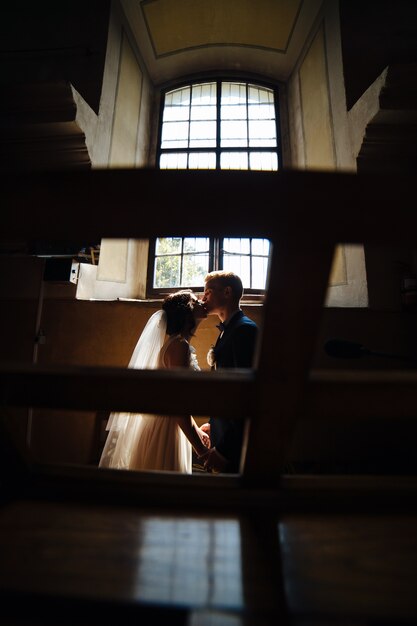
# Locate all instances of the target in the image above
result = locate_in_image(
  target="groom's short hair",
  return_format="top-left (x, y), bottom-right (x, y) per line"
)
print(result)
top-left (204, 270), bottom-right (243, 301)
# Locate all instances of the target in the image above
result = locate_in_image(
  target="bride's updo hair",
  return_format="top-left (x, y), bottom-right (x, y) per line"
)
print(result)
top-left (162, 290), bottom-right (196, 336)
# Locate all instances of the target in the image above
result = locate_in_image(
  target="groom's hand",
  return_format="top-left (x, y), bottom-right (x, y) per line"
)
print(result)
top-left (204, 448), bottom-right (229, 473)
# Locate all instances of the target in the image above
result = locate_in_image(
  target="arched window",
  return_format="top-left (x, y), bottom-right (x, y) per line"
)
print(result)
top-left (148, 80), bottom-right (281, 298)
top-left (158, 80), bottom-right (280, 171)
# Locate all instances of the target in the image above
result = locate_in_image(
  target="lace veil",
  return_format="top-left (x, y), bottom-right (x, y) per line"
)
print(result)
top-left (99, 310), bottom-right (167, 468)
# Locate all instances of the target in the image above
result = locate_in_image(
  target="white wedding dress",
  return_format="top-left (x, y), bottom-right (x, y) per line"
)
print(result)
top-left (99, 334), bottom-right (200, 473)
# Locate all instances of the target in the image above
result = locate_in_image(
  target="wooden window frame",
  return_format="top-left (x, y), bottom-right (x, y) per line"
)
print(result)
top-left (146, 236), bottom-right (270, 300)
top-left (156, 78), bottom-right (281, 170)
top-left (147, 77), bottom-right (281, 299)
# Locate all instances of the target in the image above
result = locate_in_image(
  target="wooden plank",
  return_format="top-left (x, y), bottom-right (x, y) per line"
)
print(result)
top-left (0, 169), bottom-right (416, 244)
top-left (280, 512), bottom-right (417, 622)
top-left (0, 360), bottom-right (417, 421)
top-left (3, 363), bottom-right (415, 468)
top-left (1, 488), bottom-right (416, 624)
top-left (20, 462), bottom-right (417, 514)
top-left (0, 498), bottom-right (284, 622)
top-left (243, 240), bottom-right (334, 481)
top-left (280, 474), bottom-right (417, 515)
top-left (305, 369), bottom-right (417, 420)
top-left (0, 363), bottom-right (254, 417)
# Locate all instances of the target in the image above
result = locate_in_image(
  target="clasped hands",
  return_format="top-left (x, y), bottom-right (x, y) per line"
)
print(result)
top-left (197, 423), bottom-right (229, 473)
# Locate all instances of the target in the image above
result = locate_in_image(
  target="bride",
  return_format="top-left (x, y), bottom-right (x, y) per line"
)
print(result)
top-left (99, 290), bottom-right (210, 473)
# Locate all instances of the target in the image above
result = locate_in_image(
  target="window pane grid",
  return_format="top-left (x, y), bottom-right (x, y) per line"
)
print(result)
top-left (159, 153), bottom-right (188, 169)
top-left (182, 253), bottom-right (210, 286)
top-left (155, 237), bottom-right (181, 253)
top-left (249, 152), bottom-right (278, 171)
top-left (155, 81), bottom-right (279, 293)
top-left (189, 120), bottom-right (217, 146)
top-left (219, 151), bottom-right (278, 171)
top-left (222, 238), bottom-right (270, 289)
top-left (152, 237), bottom-right (270, 291)
top-left (160, 80), bottom-right (279, 171)
top-left (153, 238), bottom-right (211, 289)
top-left (223, 238), bottom-right (251, 254)
top-left (154, 256), bottom-right (181, 288)
top-left (184, 237), bottom-right (210, 253)
top-left (220, 152), bottom-right (248, 170)
top-left (188, 152), bottom-right (216, 169)
top-left (223, 254), bottom-right (251, 288)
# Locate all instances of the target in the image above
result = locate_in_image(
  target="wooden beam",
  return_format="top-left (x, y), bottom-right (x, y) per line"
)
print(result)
top-left (26, 463), bottom-right (417, 514)
top-left (243, 239), bottom-right (334, 482)
top-left (0, 363), bottom-right (254, 417)
top-left (2, 363), bottom-right (415, 422)
top-left (305, 369), bottom-right (417, 420)
top-left (0, 169), bottom-right (416, 244)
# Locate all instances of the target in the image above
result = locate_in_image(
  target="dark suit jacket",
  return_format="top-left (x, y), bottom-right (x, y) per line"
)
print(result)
top-left (209, 310), bottom-right (258, 472)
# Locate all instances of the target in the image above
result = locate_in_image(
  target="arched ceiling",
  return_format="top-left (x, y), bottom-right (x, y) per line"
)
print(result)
top-left (121, 0), bottom-right (324, 85)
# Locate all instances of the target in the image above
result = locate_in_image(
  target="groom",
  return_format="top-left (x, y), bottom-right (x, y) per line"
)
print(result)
top-left (201, 270), bottom-right (258, 473)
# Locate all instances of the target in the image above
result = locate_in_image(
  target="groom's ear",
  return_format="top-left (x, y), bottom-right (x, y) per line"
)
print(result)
top-left (224, 286), bottom-right (232, 299)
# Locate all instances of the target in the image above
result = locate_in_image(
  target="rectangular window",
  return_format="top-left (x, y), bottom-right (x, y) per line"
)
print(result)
top-left (148, 237), bottom-right (270, 297)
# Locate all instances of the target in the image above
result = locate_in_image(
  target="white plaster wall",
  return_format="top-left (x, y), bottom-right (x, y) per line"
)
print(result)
top-left (72, 1), bottom-right (153, 169)
top-left (286, 0), bottom-right (368, 307)
top-left (348, 67), bottom-right (388, 159)
top-left (73, 0), bottom-right (154, 301)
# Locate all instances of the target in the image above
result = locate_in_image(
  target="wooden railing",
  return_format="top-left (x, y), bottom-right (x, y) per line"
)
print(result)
top-left (1, 168), bottom-right (417, 484)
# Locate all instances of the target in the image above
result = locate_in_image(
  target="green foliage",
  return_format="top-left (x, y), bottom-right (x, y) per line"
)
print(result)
top-left (154, 238), bottom-right (208, 288)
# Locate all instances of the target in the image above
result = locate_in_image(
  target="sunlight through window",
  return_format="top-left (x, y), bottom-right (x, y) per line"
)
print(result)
top-left (152, 237), bottom-right (270, 292)
top-left (152, 80), bottom-right (277, 295)
top-left (159, 80), bottom-right (279, 171)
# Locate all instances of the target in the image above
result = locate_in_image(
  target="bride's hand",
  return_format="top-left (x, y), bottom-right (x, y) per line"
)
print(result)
top-left (197, 427), bottom-right (210, 448)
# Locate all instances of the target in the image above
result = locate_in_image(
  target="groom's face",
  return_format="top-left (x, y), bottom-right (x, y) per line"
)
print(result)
top-left (202, 280), bottom-right (226, 315)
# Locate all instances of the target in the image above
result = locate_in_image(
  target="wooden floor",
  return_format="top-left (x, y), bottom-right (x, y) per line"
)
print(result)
top-left (0, 467), bottom-right (416, 625)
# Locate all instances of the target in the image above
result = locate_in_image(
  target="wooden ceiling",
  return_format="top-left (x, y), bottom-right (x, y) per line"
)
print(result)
top-left (121, 0), bottom-right (323, 84)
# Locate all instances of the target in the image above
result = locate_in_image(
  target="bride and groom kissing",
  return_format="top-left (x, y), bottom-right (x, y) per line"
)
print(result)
top-left (99, 270), bottom-right (258, 475)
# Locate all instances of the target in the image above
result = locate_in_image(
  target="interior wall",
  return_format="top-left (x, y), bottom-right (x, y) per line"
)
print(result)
top-left (286, 0), bottom-right (368, 308)
top-left (73, 1), bottom-right (153, 169)
top-left (298, 24), bottom-right (335, 170)
top-left (109, 31), bottom-right (143, 166)
top-left (77, 239), bottom-right (149, 301)
top-left (74, 0), bottom-right (154, 301)
top-left (31, 299), bottom-right (159, 466)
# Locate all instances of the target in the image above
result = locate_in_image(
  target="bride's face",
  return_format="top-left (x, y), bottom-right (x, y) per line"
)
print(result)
top-left (191, 295), bottom-right (207, 320)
